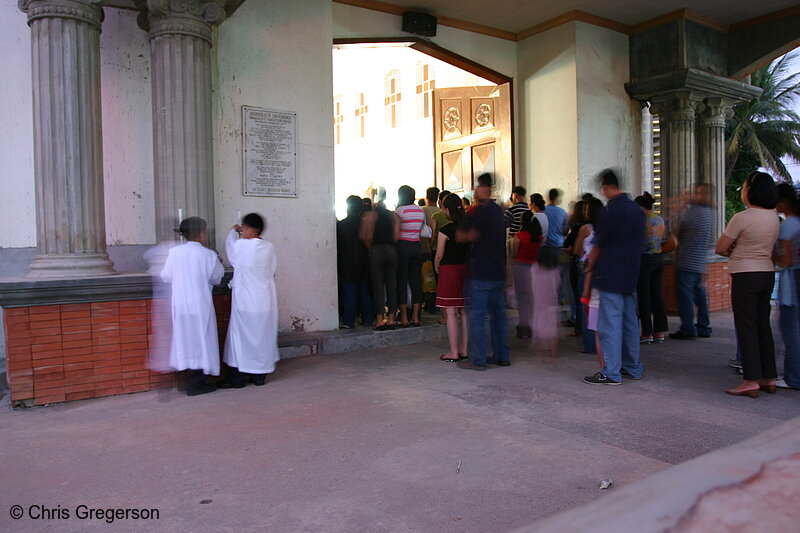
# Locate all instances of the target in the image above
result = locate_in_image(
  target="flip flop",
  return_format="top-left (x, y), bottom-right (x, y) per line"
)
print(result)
top-left (439, 354), bottom-right (459, 362)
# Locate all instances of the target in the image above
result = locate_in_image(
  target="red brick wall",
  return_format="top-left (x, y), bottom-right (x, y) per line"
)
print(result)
top-left (663, 262), bottom-right (731, 315)
top-left (4, 295), bottom-right (232, 406)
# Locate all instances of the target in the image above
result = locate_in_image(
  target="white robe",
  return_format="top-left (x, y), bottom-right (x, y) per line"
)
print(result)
top-left (160, 242), bottom-right (225, 375)
top-left (223, 229), bottom-right (280, 374)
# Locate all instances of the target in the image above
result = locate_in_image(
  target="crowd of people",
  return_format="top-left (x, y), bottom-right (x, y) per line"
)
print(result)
top-left (337, 169), bottom-right (800, 396)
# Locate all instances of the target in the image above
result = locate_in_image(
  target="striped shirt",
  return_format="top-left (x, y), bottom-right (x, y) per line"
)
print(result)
top-left (675, 204), bottom-right (715, 273)
top-left (396, 204), bottom-right (425, 242)
top-left (504, 202), bottom-right (531, 237)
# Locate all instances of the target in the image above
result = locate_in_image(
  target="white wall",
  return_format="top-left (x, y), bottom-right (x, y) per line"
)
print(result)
top-left (517, 23), bottom-right (579, 200)
top-left (215, 0), bottom-right (338, 333)
top-left (101, 8), bottom-right (155, 246)
top-left (575, 22), bottom-right (640, 197)
top-left (0, 6), bottom-right (35, 249)
top-left (517, 22), bottom-right (640, 202)
top-left (332, 4), bottom-right (517, 80)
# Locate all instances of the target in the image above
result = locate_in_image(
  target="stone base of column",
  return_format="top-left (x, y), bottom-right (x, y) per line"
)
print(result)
top-left (27, 253), bottom-right (116, 278)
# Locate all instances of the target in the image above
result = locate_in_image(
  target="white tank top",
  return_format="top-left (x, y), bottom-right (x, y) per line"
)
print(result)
top-left (581, 224), bottom-right (594, 262)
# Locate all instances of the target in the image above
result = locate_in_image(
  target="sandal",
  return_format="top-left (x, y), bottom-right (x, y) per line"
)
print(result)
top-left (439, 354), bottom-right (459, 362)
top-left (411, 322), bottom-right (421, 327)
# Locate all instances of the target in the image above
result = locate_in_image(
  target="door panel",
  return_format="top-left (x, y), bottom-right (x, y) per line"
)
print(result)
top-left (471, 143), bottom-right (495, 181)
top-left (433, 85), bottom-right (511, 201)
top-left (442, 150), bottom-right (466, 192)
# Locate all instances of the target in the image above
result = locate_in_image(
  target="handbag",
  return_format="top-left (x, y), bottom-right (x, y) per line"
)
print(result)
top-left (419, 223), bottom-right (432, 239)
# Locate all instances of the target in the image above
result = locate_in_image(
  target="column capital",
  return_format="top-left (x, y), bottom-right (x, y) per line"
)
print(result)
top-left (650, 91), bottom-right (705, 121)
top-left (18, 0), bottom-right (103, 28)
top-left (138, 0), bottom-right (226, 43)
top-left (701, 96), bottom-right (736, 127)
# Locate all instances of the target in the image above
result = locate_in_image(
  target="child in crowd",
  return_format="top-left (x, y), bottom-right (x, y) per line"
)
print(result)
top-left (220, 213), bottom-right (279, 388)
top-left (160, 217), bottom-right (224, 396)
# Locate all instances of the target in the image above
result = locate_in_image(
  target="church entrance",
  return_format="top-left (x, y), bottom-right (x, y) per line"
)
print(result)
top-left (332, 38), bottom-right (513, 216)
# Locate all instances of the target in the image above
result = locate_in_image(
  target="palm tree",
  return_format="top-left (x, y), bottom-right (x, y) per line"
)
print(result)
top-left (726, 52), bottom-right (800, 183)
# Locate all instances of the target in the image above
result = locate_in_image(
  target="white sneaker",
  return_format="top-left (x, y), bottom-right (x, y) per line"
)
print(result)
top-left (775, 378), bottom-right (797, 389)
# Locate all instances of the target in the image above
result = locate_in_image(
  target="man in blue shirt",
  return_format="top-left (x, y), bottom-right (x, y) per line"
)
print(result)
top-left (583, 170), bottom-right (645, 385)
top-left (545, 188), bottom-right (573, 326)
top-left (457, 173), bottom-right (510, 371)
top-left (544, 188), bottom-right (568, 247)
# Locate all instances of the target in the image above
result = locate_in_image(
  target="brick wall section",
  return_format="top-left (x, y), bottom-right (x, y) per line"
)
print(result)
top-left (663, 262), bottom-right (731, 315)
top-left (4, 295), bottom-right (232, 406)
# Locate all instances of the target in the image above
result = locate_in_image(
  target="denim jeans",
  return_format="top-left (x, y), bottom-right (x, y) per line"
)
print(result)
top-left (779, 304), bottom-right (800, 388)
top-left (598, 290), bottom-right (643, 382)
top-left (675, 270), bottom-right (711, 336)
top-left (340, 279), bottom-right (373, 328)
top-left (467, 279), bottom-right (509, 366)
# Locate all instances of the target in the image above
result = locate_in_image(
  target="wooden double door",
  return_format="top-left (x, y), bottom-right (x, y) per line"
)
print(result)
top-left (433, 84), bottom-right (512, 202)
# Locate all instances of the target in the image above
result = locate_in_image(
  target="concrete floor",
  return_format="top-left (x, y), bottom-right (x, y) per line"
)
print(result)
top-left (0, 312), bottom-right (798, 532)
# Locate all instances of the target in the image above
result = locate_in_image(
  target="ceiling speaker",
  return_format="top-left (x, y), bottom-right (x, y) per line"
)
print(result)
top-left (402, 11), bottom-right (437, 37)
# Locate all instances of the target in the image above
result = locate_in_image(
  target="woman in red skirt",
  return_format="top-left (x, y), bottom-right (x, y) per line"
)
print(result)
top-left (434, 194), bottom-right (471, 362)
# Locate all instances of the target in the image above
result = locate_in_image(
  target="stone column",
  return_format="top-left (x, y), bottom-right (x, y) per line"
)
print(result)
top-left (651, 92), bottom-right (703, 221)
top-left (19, 0), bottom-right (116, 277)
top-left (640, 104), bottom-right (654, 196)
top-left (139, 0), bottom-right (225, 244)
top-left (699, 97), bottom-right (734, 237)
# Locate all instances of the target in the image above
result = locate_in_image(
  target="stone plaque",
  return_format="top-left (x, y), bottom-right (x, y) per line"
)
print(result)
top-left (242, 106), bottom-right (298, 197)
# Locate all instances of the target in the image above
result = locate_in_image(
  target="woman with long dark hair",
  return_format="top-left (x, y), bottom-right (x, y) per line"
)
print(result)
top-left (434, 194), bottom-right (471, 361)
top-left (564, 200), bottom-right (586, 336)
top-left (635, 192), bottom-right (668, 344)
top-left (716, 171), bottom-right (780, 397)
top-left (573, 198), bottom-right (603, 355)
top-left (395, 185), bottom-right (425, 327)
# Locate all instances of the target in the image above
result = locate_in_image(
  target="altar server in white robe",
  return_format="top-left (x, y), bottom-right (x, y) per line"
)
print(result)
top-left (220, 213), bottom-right (279, 388)
top-left (160, 217), bottom-right (225, 396)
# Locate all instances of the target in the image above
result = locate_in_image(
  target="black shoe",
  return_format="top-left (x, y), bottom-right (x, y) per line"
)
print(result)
top-left (562, 319), bottom-right (576, 328)
top-left (620, 368), bottom-right (642, 380)
top-left (668, 331), bottom-right (696, 340)
top-left (697, 332), bottom-right (711, 338)
top-left (727, 358), bottom-right (743, 370)
top-left (250, 375), bottom-right (267, 386)
top-left (456, 360), bottom-right (487, 371)
top-left (486, 358), bottom-right (511, 366)
top-left (187, 381), bottom-right (217, 396)
top-left (339, 324), bottom-right (354, 330)
top-left (216, 379), bottom-right (245, 389)
top-left (583, 372), bottom-right (621, 385)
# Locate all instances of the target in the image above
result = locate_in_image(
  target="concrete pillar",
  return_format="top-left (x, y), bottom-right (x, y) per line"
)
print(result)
top-left (652, 92), bottom-right (703, 221)
top-left (19, 0), bottom-right (116, 278)
top-left (640, 105), bottom-right (654, 196)
top-left (699, 97), bottom-right (734, 237)
top-left (139, 0), bottom-right (226, 243)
